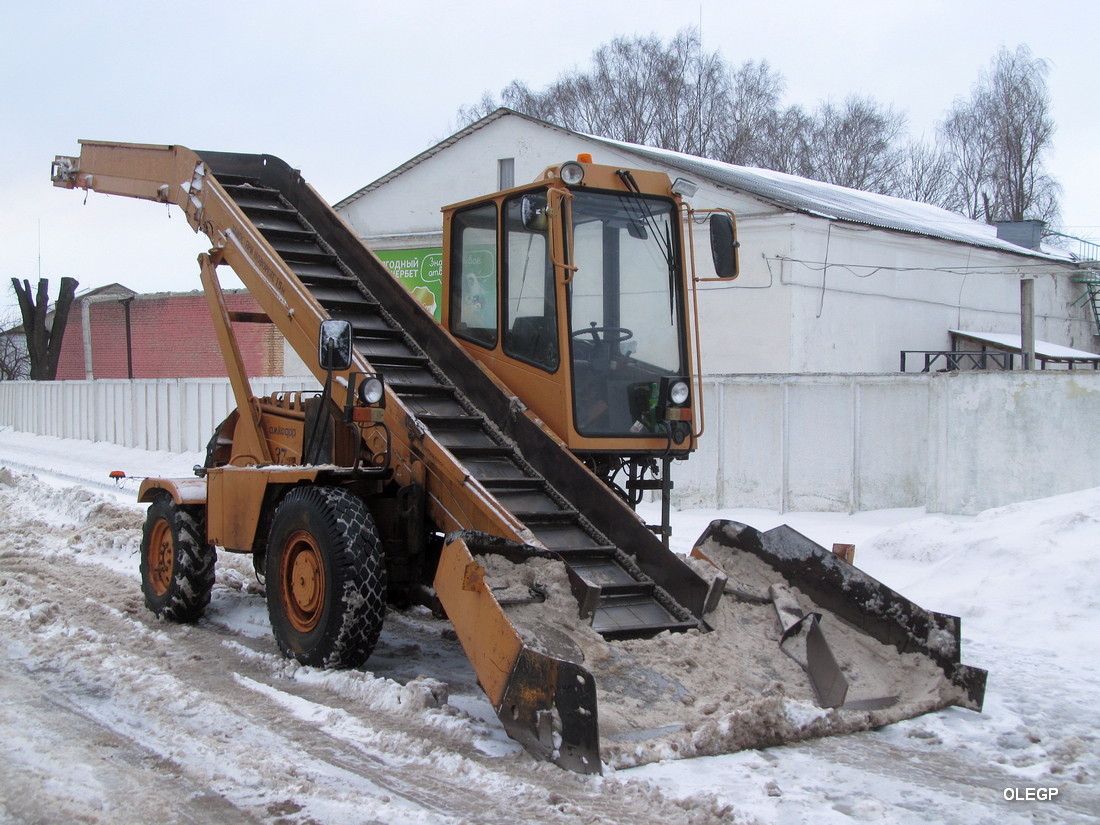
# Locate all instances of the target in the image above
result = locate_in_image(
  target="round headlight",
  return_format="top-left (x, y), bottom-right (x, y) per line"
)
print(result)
top-left (358, 376), bottom-right (385, 405)
top-left (669, 380), bottom-right (690, 406)
top-left (559, 160), bottom-right (585, 186)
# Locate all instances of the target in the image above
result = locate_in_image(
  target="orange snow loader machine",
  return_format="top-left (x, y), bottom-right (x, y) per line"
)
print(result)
top-left (54, 141), bottom-right (985, 773)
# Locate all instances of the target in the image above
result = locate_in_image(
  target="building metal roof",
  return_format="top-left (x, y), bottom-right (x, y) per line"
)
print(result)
top-left (951, 330), bottom-right (1100, 363)
top-left (586, 136), bottom-right (1071, 262)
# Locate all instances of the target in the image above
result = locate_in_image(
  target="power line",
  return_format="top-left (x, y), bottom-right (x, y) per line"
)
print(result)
top-left (769, 254), bottom-right (1079, 279)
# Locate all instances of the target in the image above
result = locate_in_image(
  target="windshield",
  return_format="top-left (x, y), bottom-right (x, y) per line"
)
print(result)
top-left (568, 189), bottom-right (686, 437)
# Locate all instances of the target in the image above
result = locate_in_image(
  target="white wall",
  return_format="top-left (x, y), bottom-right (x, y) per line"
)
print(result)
top-left (0, 377), bottom-right (318, 455)
top-left (674, 371), bottom-right (1100, 516)
top-left (338, 118), bottom-right (595, 249)
top-left (782, 221), bottom-right (1094, 373)
top-left (3, 372), bottom-right (1097, 516)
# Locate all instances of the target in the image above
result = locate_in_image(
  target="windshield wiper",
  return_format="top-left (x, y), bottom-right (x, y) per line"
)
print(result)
top-left (615, 170), bottom-right (678, 317)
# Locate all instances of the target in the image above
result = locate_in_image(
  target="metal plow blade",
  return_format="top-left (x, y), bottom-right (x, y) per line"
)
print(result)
top-left (433, 532), bottom-right (601, 774)
top-left (436, 524), bottom-right (987, 774)
top-left (692, 521), bottom-right (987, 712)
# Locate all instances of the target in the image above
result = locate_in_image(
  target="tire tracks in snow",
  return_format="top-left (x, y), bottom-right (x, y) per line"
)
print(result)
top-left (0, 660), bottom-right (267, 825)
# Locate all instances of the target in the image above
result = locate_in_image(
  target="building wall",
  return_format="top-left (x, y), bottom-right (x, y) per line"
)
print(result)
top-left (339, 117), bottom-right (595, 248)
top-left (338, 114), bottom-right (1094, 375)
top-left (782, 220), bottom-right (1093, 372)
top-left (55, 291), bottom-right (285, 380)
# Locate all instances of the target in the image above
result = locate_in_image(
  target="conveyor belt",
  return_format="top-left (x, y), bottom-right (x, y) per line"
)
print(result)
top-left (205, 159), bottom-right (707, 638)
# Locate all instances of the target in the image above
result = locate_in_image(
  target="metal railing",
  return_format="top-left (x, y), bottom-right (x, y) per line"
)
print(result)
top-left (900, 350), bottom-right (1014, 373)
top-left (1072, 276), bottom-right (1100, 336)
top-left (1046, 231), bottom-right (1100, 264)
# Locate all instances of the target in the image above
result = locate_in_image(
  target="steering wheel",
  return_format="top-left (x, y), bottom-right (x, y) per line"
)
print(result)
top-left (571, 323), bottom-right (634, 344)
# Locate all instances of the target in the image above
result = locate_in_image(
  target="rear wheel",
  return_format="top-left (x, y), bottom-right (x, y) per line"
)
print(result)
top-left (265, 486), bottom-right (386, 668)
top-left (140, 495), bottom-right (215, 622)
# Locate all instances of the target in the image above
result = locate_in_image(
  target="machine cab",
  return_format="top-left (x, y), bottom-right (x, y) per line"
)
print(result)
top-left (442, 157), bottom-right (737, 471)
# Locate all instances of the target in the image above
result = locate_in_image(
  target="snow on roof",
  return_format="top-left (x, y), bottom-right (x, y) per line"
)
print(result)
top-left (72, 283), bottom-right (137, 301)
top-left (587, 136), bottom-right (1073, 262)
top-left (951, 330), bottom-right (1099, 360)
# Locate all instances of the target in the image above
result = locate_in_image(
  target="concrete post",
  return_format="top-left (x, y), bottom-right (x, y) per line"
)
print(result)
top-left (1021, 277), bottom-right (1036, 370)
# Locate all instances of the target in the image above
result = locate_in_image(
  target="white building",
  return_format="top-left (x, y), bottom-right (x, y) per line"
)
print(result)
top-left (336, 108), bottom-right (1095, 376)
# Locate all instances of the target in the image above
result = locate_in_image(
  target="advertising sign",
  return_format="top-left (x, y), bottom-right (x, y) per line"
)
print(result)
top-left (374, 248), bottom-right (444, 320)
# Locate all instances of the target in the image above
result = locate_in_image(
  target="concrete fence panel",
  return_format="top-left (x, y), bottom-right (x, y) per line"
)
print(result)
top-left (856, 379), bottom-right (930, 511)
top-left (0, 377), bottom-right (319, 456)
top-left (926, 371), bottom-right (1100, 514)
top-left (2, 372), bottom-right (1097, 515)
top-left (673, 372), bottom-right (1100, 516)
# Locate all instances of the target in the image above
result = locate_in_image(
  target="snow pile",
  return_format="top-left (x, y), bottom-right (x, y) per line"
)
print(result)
top-left (861, 488), bottom-right (1100, 657)
top-left (858, 490), bottom-right (1100, 785)
top-left (484, 547), bottom-right (963, 770)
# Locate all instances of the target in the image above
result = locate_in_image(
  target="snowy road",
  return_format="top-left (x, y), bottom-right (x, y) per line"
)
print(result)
top-left (1, 428), bottom-right (1097, 824)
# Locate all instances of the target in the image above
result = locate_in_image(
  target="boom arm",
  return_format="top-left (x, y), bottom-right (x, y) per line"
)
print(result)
top-left (53, 141), bottom-right (535, 545)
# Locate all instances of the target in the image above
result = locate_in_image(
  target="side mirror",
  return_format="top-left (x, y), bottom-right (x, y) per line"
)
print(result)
top-left (318, 319), bottom-right (353, 371)
top-left (709, 213), bottom-right (739, 279)
top-left (520, 194), bottom-right (548, 231)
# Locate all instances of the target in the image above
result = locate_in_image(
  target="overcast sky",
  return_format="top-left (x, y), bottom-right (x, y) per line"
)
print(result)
top-left (2, 0), bottom-right (1098, 314)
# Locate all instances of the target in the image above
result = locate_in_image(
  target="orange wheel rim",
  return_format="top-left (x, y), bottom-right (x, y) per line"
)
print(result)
top-left (281, 530), bottom-right (325, 633)
top-left (147, 518), bottom-right (174, 596)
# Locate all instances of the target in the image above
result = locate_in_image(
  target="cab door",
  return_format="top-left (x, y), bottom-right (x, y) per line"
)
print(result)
top-left (445, 190), bottom-right (572, 440)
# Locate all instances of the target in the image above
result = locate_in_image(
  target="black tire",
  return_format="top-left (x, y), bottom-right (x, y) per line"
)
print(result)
top-left (140, 495), bottom-right (216, 623)
top-left (204, 411), bottom-right (238, 469)
top-left (265, 486), bottom-right (386, 669)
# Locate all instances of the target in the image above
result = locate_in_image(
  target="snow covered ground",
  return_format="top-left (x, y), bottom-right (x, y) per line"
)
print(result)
top-left (1, 426), bottom-right (1097, 824)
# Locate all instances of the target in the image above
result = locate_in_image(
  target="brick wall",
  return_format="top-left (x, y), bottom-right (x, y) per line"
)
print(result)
top-left (55, 291), bottom-right (285, 379)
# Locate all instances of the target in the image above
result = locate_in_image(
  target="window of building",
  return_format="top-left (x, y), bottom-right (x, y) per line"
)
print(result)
top-left (498, 157), bottom-right (515, 191)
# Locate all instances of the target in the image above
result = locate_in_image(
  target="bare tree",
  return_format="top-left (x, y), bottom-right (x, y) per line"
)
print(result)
top-left (457, 36), bottom-right (1061, 226)
top-left (0, 308), bottom-right (30, 381)
top-left (892, 140), bottom-right (963, 211)
top-left (653, 31), bottom-right (733, 159)
top-left (463, 29), bottom-right (773, 161)
top-left (753, 104), bottom-right (812, 176)
top-left (939, 99), bottom-right (994, 220)
top-left (746, 96), bottom-right (905, 193)
top-left (801, 97), bottom-right (907, 192)
top-left (719, 60), bottom-right (784, 166)
top-left (454, 91), bottom-right (499, 130)
top-left (938, 45), bottom-right (1059, 223)
top-left (987, 45), bottom-right (1059, 223)
top-left (11, 277), bottom-right (78, 380)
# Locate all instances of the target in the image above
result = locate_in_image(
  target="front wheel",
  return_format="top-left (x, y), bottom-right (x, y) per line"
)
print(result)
top-left (265, 486), bottom-right (386, 668)
top-left (140, 495), bottom-right (216, 623)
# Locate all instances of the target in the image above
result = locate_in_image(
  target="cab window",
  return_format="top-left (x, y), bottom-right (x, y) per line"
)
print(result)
top-left (503, 194), bottom-right (558, 371)
top-left (450, 203), bottom-right (498, 347)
